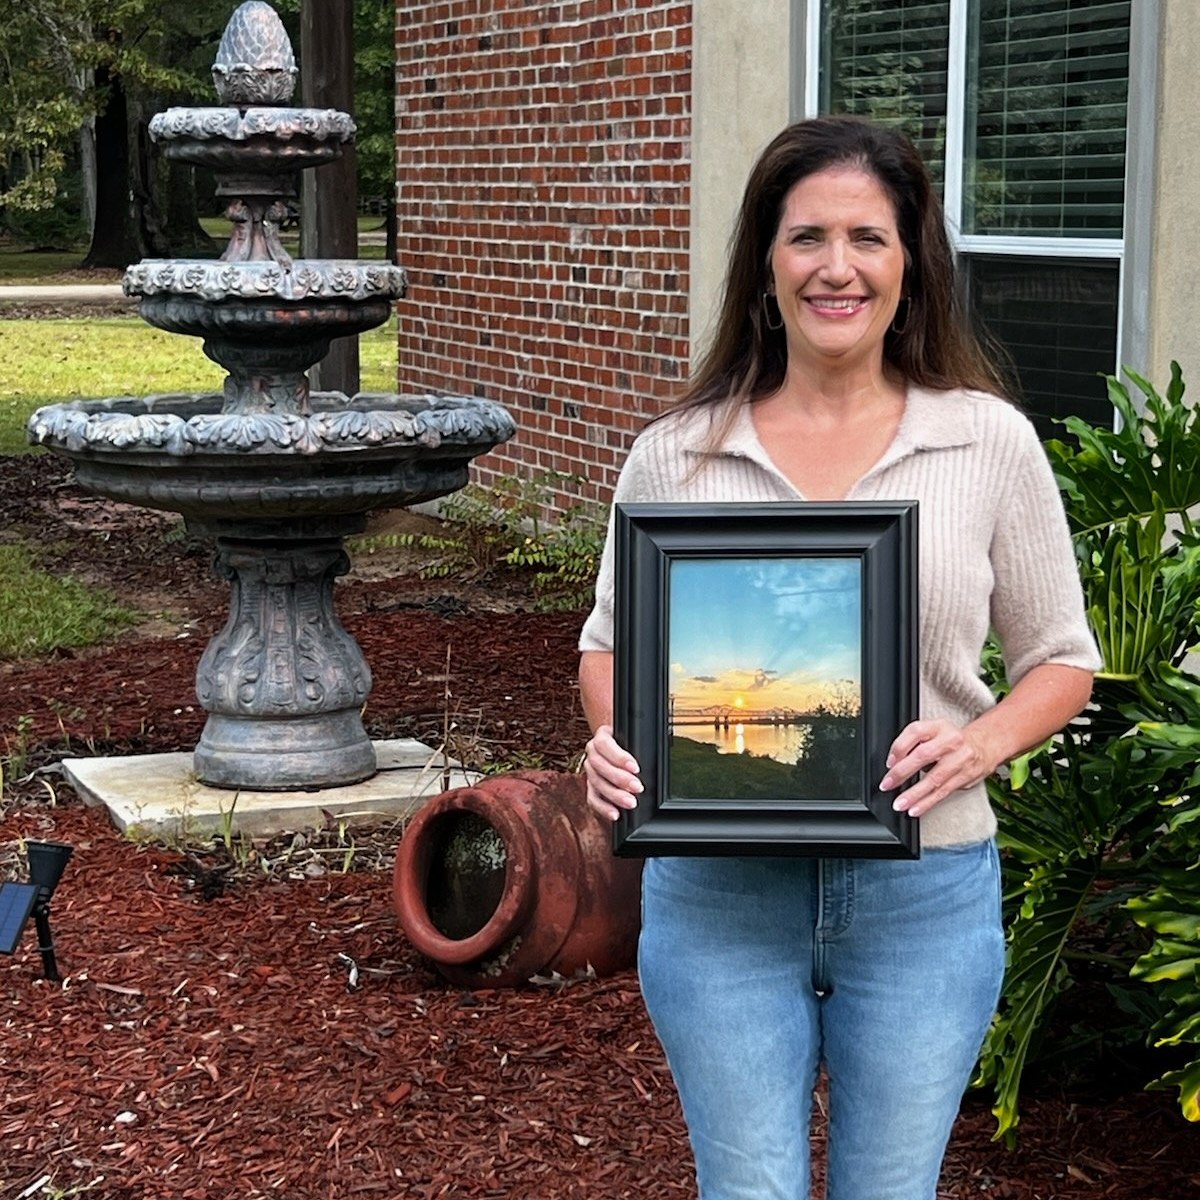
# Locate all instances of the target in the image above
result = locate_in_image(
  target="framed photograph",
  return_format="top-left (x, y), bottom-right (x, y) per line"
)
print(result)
top-left (612, 502), bottom-right (919, 858)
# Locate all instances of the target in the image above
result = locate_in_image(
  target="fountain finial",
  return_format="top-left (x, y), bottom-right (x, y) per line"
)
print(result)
top-left (212, 1), bottom-right (297, 105)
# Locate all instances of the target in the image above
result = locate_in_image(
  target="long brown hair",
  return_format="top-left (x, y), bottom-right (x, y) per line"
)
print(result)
top-left (679, 117), bottom-right (1009, 415)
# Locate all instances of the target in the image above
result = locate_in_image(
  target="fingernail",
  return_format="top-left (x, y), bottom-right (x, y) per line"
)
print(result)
top-left (630, 780), bottom-right (643, 794)
top-left (885, 754), bottom-right (896, 768)
top-left (892, 797), bottom-right (907, 812)
top-left (879, 775), bottom-right (893, 791)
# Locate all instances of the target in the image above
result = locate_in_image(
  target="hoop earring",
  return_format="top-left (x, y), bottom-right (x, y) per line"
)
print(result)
top-left (891, 296), bottom-right (911, 335)
top-left (762, 292), bottom-right (784, 332)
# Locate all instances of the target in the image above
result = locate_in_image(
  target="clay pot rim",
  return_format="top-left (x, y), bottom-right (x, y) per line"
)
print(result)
top-left (395, 786), bottom-right (537, 965)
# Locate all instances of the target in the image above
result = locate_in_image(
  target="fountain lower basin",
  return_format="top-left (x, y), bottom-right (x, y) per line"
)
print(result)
top-left (29, 391), bottom-right (515, 533)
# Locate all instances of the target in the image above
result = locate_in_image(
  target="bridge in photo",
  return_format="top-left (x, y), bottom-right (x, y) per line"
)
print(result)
top-left (668, 703), bottom-right (848, 730)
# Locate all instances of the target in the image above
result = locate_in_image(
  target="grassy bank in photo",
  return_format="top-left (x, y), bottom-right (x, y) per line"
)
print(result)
top-left (669, 719), bottom-right (860, 801)
top-left (669, 735), bottom-right (803, 800)
top-left (0, 315), bottom-right (400, 455)
top-left (0, 544), bottom-right (139, 659)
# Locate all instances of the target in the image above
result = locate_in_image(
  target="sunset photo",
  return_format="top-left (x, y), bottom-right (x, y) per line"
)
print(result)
top-left (666, 555), bottom-right (863, 802)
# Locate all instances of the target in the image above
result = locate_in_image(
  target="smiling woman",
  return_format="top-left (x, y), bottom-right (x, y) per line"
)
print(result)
top-left (579, 116), bottom-right (1098, 1200)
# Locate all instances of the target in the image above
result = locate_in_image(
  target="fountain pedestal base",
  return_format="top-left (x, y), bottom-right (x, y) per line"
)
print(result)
top-left (195, 708), bottom-right (377, 790)
top-left (63, 740), bottom-right (477, 839)
top-left (195, 536), bottom-right (375, 790)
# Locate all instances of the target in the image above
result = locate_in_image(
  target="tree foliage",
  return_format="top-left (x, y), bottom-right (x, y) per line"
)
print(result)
top-left (1, 0), bottom-right (395, 249)
top-left (0, 1), bottom-right (96, 214)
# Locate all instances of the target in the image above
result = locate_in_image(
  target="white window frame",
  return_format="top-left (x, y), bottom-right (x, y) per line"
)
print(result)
top-left (799, 0), bottom-right (1154, 385)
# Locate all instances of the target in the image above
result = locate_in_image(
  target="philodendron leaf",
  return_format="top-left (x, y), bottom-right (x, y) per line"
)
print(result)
top-left (1007, 738), bottom-right (1052, 792)
top-left (1130, 937), bottom-right (1200, 983)
top-left (976, 856), bottom-right (1100, 1144)
top-left (1137, 721), bottom-right (1200, 751)
top-left (1130, 880), bottom-right (1200, 1121)
top-left (1150, 1061), bottom-right (1200, 1123)
top-left (1048, 362), bottom-right (1200, 533)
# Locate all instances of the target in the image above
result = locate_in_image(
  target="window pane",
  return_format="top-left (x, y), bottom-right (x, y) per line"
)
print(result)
top-left (820, 1), bottom-right (952, 192)
top-left (964, 0), bottom-right (1130, 237)
top-left (965, 254), bottom-right (1118, 436)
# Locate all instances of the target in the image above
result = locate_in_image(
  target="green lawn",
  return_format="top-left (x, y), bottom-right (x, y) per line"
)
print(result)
top-left (0, 248), bottom-right (105, 285)
top-left (0, 311), bottom-right (400, 662)
top-left (0, 239), bottom-right (400, 666)
top-left (0, 315), bottom-right (400, 455)
top-left (0, 544), bottom-right (139, 662)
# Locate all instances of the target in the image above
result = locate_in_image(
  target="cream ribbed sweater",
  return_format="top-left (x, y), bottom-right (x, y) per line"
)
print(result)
top-left (579, 385), bottom-right (1101, 848)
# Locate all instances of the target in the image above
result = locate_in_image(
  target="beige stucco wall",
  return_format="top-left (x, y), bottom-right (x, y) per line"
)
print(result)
top-left (689, 2), bottom-right (795, 361)
top-left (1146, 3), bottom-right (1200, 386)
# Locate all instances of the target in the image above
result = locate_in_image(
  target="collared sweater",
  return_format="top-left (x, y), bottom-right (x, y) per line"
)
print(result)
top-left (579, 385), bottom-right (1101, 848)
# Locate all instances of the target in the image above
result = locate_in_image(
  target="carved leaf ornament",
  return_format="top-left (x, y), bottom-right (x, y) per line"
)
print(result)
top-left (28, 397), bottom-right (517, 458)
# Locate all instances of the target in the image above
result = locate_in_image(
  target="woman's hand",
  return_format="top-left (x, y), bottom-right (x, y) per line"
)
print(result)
top-left (880, 665), bottom-right (1094, 819)
top-left (879, 719), bottom-right (997, 819)
top-left (583, 724), bottom-right (642, 822)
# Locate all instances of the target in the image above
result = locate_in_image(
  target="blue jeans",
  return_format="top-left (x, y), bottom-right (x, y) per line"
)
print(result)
top-left (638, 843), bottom-right (1005, 1200)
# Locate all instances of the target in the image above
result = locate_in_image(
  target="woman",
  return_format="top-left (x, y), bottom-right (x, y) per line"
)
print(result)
top-left (578, 118), bottom-right (1099, 1200)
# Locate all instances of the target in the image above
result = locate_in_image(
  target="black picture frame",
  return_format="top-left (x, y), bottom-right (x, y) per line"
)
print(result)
top-left (612, 502), bottom-right (919, 858)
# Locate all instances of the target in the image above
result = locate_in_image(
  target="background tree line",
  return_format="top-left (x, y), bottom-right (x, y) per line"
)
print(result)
top-left (0, 0), bottom-right (395, 267)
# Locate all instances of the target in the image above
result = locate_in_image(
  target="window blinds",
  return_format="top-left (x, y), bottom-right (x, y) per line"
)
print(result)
top-left (965, 0), bottom-right (1130, 236)
top-left (821, 0), bottom-right (1130, 238)
top-left (820, 1), bottom-right (952, 191)
top-left (967, 256), bottom-right (1119, 432)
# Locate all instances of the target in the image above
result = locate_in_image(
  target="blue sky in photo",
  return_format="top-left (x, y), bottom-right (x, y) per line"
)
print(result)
top-left (668, 556), bottom-right (862, 711)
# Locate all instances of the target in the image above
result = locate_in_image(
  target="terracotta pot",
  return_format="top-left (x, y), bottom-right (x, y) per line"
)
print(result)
top-left (393, 770), bottom-right (643, 988)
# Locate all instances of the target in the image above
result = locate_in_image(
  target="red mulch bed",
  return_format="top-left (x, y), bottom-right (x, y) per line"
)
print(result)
top-left (2, 453), bottom-right (1198, 1199)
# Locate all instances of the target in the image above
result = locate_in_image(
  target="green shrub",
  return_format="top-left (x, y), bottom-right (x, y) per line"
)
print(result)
top-left (977, 364), bottom-right (1200, 1138)
top-left (2, 170), bottom-right (88, 249)
top-left (373, 470), bottom-right (606, 612)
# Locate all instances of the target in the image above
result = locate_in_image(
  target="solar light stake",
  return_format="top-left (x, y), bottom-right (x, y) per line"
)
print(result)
top-left (32, 901), bottom-right (60, 982)
top-left (26, 841), bottom-right (72, 981)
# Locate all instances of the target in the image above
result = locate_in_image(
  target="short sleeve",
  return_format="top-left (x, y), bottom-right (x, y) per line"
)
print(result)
top-left (578, 440), bottom-right (651, 653)
top-left (989, 419), bottom-right (1101, 684)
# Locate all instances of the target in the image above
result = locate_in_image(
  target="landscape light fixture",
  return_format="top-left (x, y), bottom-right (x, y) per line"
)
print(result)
top-left (0, 840), bottom-right (73, 981)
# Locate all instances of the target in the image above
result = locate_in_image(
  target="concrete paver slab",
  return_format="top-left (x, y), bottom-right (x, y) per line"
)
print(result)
top-left (63, 738), bottom-right (478, 838)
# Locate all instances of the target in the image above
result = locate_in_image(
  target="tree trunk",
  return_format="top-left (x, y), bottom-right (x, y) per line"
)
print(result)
top-left (82, 64), bottom-right (142, 269)
top-left (131, 101), bottom-right (169, 258)
top-left (164, 162), bottom-right (217, 256)
top-left (300, 0), bottom-right (359, 396)
top-left (79, 120), bottom-right (97, 239)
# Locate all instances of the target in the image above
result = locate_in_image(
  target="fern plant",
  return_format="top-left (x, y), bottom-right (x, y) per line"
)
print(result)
top-left (387, 470), bottom-right (606, 612)
top-left (977, 363), bottom-right (1200, 1140)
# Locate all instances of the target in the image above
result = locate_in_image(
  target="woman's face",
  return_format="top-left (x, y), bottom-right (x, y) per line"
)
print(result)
top-left (767, 166), bottom-right (907, 377)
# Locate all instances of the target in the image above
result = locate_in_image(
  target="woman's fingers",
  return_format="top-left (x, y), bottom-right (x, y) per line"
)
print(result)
top-left (880, 720), bottom-right (988, 818)
top-left (584, 724), bottom-right (642, 821)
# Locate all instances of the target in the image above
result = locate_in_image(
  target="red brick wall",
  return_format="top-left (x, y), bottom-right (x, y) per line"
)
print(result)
top-left (394, 0), bottom-right (692, 511)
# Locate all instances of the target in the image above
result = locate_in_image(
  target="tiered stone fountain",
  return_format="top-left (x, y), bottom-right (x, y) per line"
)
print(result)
top-left (29, 2), bottom-right (515, 807)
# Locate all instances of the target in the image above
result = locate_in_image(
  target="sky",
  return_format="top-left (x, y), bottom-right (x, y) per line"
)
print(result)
top-left (668, 556), bottom-right (862, 714)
